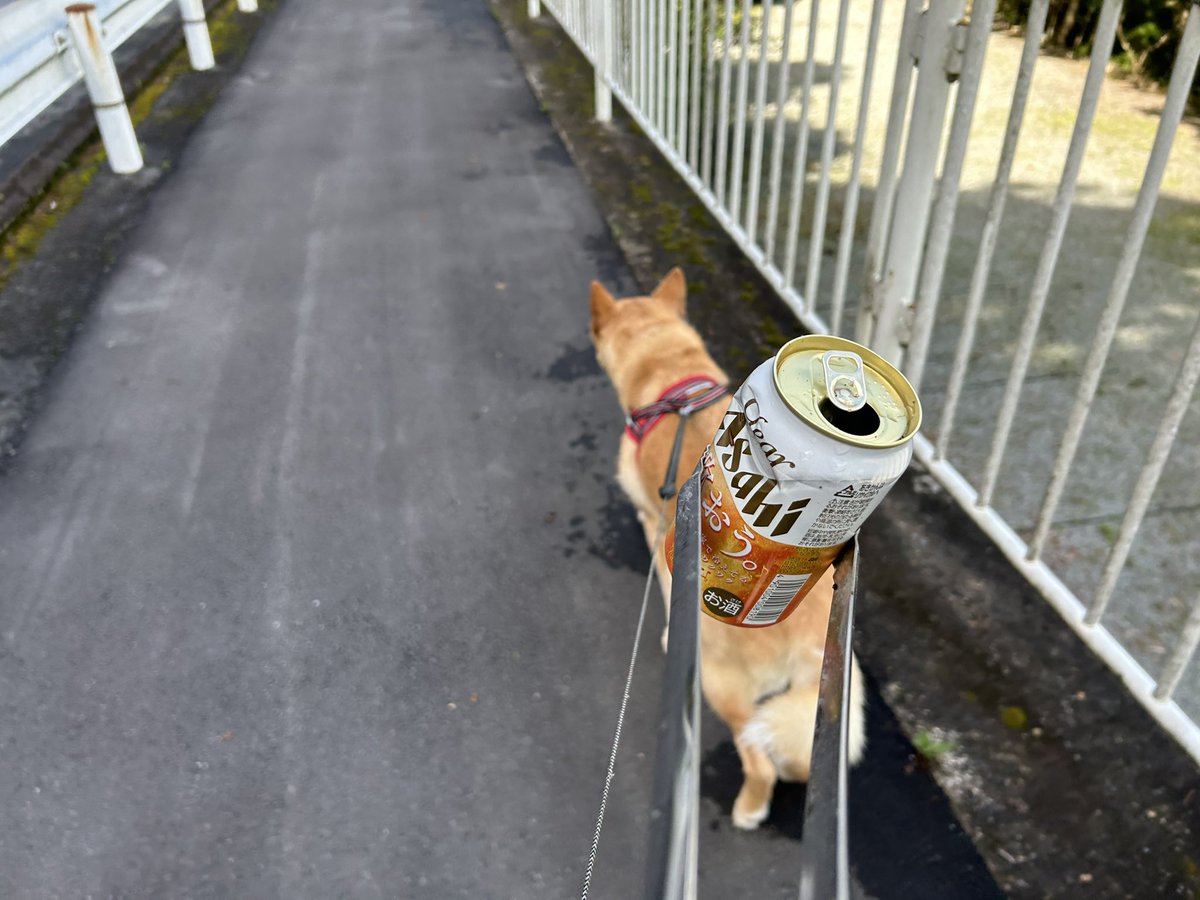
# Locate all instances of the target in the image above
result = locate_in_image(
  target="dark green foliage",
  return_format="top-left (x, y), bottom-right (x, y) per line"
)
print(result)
top-left (997, 0), bottom-right (1196, 108)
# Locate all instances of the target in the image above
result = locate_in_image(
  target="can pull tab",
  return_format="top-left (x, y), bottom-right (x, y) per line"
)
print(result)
top-left (822, 351), bottom-right (867, 412)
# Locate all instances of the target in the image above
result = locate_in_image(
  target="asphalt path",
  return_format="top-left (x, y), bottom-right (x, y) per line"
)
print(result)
top-left (0, 1), bottom-right (1000, 896)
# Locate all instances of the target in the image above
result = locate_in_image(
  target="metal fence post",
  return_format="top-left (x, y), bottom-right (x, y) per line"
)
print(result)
top-left (529, 0), bottom-right (541, 17)
top-left (237, 0), bottom-right (258, 12)
top-left (863, 0), bottom-right (965, 365)
top-left (594, 0), bottom-right (613, 122)
top-left (64, 3), bottom-right (143, 175)
top-left (177, 0), bottom-right (215, 71)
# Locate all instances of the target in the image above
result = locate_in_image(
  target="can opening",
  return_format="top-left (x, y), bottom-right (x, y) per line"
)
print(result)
top-left (818, 398), bottom-right (881, 437)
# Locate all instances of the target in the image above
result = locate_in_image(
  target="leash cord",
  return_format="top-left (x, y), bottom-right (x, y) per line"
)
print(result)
top-left (579, 412), bottom-right (691, 900)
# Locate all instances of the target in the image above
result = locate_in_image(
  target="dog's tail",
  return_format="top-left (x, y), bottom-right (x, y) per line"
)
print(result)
top-left (738, 655), bottom-right (867, 782)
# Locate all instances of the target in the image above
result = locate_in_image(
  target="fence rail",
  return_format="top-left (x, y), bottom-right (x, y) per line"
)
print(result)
top-left (532, 0), bottom-right (1200, 768)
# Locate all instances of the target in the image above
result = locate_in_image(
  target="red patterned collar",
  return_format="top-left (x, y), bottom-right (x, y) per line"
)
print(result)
top-left (624, 375), bottom-right (728, 445)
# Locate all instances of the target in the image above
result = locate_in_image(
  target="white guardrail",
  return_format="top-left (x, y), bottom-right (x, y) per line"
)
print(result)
top-left (528, 0), bottom-right (1200, 770)
top-left (0, 0), bottom-right (257, 173)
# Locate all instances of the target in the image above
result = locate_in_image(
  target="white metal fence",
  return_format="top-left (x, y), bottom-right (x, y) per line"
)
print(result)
top-left (0, 0), bottom-right (258, 173)
top-left (530, 0), bottom-right (1200, 765)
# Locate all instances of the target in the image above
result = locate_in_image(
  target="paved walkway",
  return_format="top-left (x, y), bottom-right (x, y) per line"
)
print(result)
top-left (0, 1), bottom-right (998, 896)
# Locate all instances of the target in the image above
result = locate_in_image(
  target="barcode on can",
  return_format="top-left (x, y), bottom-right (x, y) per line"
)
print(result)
top-left (742, 574), bottom-right (810, 626)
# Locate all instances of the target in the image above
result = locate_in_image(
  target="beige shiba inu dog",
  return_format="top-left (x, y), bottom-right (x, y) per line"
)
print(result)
top-left (590, 268), bottom-right (866, 829)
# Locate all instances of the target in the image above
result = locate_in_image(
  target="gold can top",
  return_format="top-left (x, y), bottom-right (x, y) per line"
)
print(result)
top-left (773, 335), bottom-right (922, 449)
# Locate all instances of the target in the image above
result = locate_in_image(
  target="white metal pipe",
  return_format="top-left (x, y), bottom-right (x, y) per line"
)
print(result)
top-left (648, 0), bottom-right (657, 126)
top-left (64, 3), bottom-right (143, 175)
top-left (714, 0), bottom-right (735, 203)
top-left (779, 0), bottom-right (821, 292)
top-left (654, 0), bottom-right (664, 132)
top-left (803, 0), bottom-right (850, 312)
top-left (236, 0), bottom-right (257, 12)
top-left (761, 0), bottom-right (795, 262)
top-left (528, 0), bottom-right (540, 18)
top-left (977, 0), bottom-right (1121, 510)
top-left (687, 0), bottom-right (703, 170)
top-left (701, 0), bottom-right (718, 188)
top-left (1157, 596), bottom-right (1200, 702)
top-left (1029, 6), bottom-right (1200, 559)
top-left (909, 435), bottom-right (1200, 766)
top-left (666, 0), bottom-right (679, 148)
top-left (856, 0), bottom-right (922, 346)
top-left (728, 0), bottom-right (753, 218)
top-left (743, 0), bottom-right (773, 239)
top-left (1089, 313), bottom-right (1200, 627)
top-left (936, 0), bottom-right (1048, 460)
top-left (594, 0), bottom-right (612, 122)
top-left (177, 0), bottom-right (214, 71)
top-left (905, 0), bottom-right (996, 390)
top-left (678, 0), bottom-right (693, 157)
top-left (829, 0), bottom-right (883, 335)
top-left (634, 0), bottom-right (643, 110)
top-left (868, 0), bottom-right (965, 365)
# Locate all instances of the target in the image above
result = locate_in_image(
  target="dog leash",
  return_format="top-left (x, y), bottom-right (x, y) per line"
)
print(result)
top-left (580, 385), bottom-right (728, 900)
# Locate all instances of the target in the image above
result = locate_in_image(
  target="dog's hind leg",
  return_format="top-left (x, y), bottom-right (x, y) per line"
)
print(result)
top-left (732, 735), bottom-right (778, 830)
top-left (704, 678), bottom-right (778, 829)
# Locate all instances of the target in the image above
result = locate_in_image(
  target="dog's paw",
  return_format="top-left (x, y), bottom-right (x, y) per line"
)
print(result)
top-left (731, 803), bottom-right (769, 830)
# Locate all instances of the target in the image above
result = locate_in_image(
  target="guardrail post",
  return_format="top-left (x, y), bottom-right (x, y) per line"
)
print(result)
top-left (236, 0), bottom-right (258, 11)
top-left (528, 0), bottom-right (541, 17)
top-left (64, 3), bottom-right (143, 175)
top-left (177, 0), bottom-right (215, 70)
top-left (593, 0), bottom-right (613, 122)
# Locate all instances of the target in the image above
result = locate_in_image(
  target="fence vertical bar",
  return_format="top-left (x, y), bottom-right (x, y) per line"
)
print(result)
top-left (936, 0), bottom-right (1049, 460)
top-left (701, 0), bottom-right (718, 188)
top-left (780, 0), bottom-right (822, 294)
top-left (728, 0), bottom-right (754, 218)
top-left (1156, 596), bottom-right (1200, 702)
top-left (904, 0), bottom-right (997, 391)
top-left (667, 0), bottom-right (680, 149)
top-left (829, 0), bottom-right (883, 335)
top-left (64, 3), bottom-right (143, 175)
top-left (236, 0), bottom-right (257, 12)
top-left (976, 0), bottom-right (1121, 509)
top-left (856, 0), bottom-right (923, 346)
top-left (761, 0), bottom-right (795, 263)
top-left (654, 0), bottom-right (665, 133)
top-left (687, 0), bottom-right (703, 169)
top-left (678, 0), bottom-right (692, 156)
top-left (595, 0), bottom-right (613, 122)
top-left (803, 0), bottom-right (851, 312)
top-left (1028, 5), bottom-right (1200, 559)
top-left (743, 0), bottom-right (773, 240)
top-left (529, 0), bottom-right (541, 17)
top-left (714, 0), bottom-right (735, 203)
top-left (1088, 312), bottom-right (1200, 627)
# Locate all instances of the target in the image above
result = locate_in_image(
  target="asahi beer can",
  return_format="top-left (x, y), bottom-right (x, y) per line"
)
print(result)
top-left (668, 335), bottom-right (921, 627)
